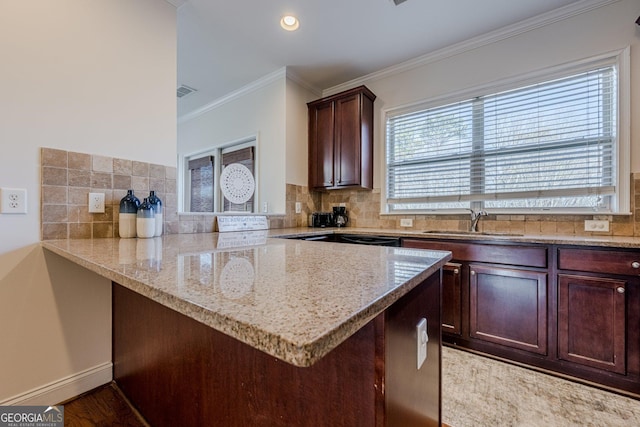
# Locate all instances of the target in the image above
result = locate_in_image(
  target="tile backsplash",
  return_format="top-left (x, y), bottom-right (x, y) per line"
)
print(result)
top-left (40, 147), bottom-right (640, 239)
top-left (284, 173), bottom-right (640, 237)
top-left (41, 148), bottom-right (177, 240)
top-left (40, 148), bottom-right (289, 239)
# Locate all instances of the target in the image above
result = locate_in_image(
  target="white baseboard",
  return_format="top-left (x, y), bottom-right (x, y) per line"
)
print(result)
top-left (0, 362), bottom-right (113, 406)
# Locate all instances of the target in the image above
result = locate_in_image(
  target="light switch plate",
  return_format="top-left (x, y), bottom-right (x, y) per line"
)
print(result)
top-left (417, 318), bottom-right (428, 370)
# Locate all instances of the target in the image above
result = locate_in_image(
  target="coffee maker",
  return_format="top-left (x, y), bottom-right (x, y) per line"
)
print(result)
top-left (332, 206), bottom-right (348, 227)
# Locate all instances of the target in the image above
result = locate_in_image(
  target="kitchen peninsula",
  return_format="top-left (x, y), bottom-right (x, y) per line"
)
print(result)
top-left (42, 232), bottom-right (451, 427)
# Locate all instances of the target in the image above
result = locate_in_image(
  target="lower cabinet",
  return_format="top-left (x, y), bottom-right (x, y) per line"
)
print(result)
top-left (557, 274), bottom-right (626, 374)
top-left (470, 264), bottom-right (547, 355)
top-left (403, 238), bottom-right (548, 357)
top-left (442, 263), bottom-right (462, 335)
top-left (402, 238), bottom-right (640, 397)
top-left (557, 246), bottom-right (640, 393)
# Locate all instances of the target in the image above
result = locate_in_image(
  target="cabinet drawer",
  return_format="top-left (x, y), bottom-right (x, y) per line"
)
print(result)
top-left (558, 248), bottom-right (640, 276)
top-left (403, 239), bottom-right (547, 268)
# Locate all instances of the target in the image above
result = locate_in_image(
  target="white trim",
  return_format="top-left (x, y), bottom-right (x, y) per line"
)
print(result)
top-left (164, 0), bottom-right (187, 8)
top-left (381, 48), bottom-right (631, 215)
top-left (180, 135), bottom-right (258, 213)
top-left (177, 1), bottom-right (617, 123)
top-left (179, 68), bottom-right (320, 124)
top-left (615, 46), bottom-right (631, 214)
top-left (324, 0), bottom-right (620, 96)
top-left (285, 69), bottom-right (322, 98)
top-left (178, 68), bottom-right (287, 124)
top-left (384, 48), bottom-right (628, 119)
top-left (0, 362), bottom-right (112, 406)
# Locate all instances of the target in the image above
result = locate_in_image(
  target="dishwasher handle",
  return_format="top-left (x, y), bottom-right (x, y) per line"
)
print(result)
top-left (339, 235), bottom-right (401, 246)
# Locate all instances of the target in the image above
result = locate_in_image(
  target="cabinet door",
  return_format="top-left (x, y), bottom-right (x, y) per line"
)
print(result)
top-left (470, 264), bottom-right (547, 355)
top-left (558, 274), bottom-right (626, 374)
top-left (308, 101), bottom-right (334, 188)
top-left (443, 263), bottom-right (462, 335)
top-left (334, 93), bottom-right (361, 187)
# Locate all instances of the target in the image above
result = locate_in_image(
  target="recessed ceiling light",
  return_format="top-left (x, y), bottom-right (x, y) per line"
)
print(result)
top-left (280, 15), bottom-right (299, 31)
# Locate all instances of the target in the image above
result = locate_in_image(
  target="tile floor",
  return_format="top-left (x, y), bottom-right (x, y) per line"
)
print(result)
top-left (442, 346), bottom-right (640, 427)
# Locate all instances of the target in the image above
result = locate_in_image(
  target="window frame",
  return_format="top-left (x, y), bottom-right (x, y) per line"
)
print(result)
top-left (180, 136), bottom-right (258, 213)
top-left (382, 48), bottom-right (630, 215)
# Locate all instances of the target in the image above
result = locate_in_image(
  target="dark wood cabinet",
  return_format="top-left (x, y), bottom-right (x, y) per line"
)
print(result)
top-left (308, 86), bottom-right (375, 190)
top-left (402, 237), bottom-right (640, 397)
top-left (556, 247), bottom-right (640, 391)
top-left (469, 264), bottom-right (547, 355)
top-left (402, 238), bottom-right (547, 353)
top-left (557, 274), bottom-right (626, 374)
top-left (113, 269), bottom-right (442, 427)
top-left (442, 263), bottom-right (462, 335)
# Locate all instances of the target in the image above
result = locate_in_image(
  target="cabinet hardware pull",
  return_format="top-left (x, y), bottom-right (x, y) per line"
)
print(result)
top-left (453, 269), bottom-right (459, 275)
top-left (632, 261), bottom-right (640, 269)
top-left (470, 270), bottom-right (476, 276)
top-left (617, 287), bottom-right (625, 294)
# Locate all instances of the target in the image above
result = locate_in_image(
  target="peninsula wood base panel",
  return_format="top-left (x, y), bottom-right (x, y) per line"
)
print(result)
top-left (112, 273), bottom-right (441, 427)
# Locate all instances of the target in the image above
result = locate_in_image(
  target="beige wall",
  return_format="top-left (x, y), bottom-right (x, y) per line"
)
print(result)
top-left (0, 0), bottom-right (176, 404)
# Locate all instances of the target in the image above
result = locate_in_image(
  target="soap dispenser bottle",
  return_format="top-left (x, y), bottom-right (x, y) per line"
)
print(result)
top-left (119, 190), bottom-right (140, 238)
top-left (147, 191), bottom-right (163, 237)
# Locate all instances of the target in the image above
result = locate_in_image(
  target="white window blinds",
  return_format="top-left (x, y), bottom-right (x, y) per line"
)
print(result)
top-left (386, 64), bottom-right (617, 212)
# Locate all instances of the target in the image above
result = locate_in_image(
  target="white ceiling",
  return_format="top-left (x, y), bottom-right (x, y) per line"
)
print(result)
top-left (175, 0), bottom-right (593, 119)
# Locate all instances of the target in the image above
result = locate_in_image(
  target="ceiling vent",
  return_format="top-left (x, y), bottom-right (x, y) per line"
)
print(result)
top-left (177, 84), bottom-right (197, 98)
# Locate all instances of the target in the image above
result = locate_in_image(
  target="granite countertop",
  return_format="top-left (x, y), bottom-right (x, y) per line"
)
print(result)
top-left (269, 227), bottom-right (640, 248)
top-left (41, 232), bottom-right (451, 367)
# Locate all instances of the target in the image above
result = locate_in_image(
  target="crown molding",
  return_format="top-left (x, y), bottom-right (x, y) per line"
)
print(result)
top-left (165, 0), bottom-right (188, 8)
top-left (324, 0), bottom-right (620, 96)
top-left (178, 0), bottom-right (619, 121)
top-left (285, 69), bottom-right (323, 97)
top-left (178, 67), bottom-right (320, 124)
top-left (178, 68), bottom-right (287, 124)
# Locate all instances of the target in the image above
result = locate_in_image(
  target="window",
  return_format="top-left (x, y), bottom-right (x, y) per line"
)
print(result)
top-left (183, 138), bottom-right (257, 213)
top-left (221, 146), bottom-right (255, 212)
top-left (188, 155), bottom-right (214, 212)
top-left (385, 52), bottom-right (629, 214)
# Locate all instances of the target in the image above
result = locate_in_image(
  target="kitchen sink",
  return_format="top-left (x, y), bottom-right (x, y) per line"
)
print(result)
top-left (422, 230), bottom-right (524, 237)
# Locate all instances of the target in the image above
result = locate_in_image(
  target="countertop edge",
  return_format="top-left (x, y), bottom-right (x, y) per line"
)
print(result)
top-left (41, 240), bottom-right (451, 367)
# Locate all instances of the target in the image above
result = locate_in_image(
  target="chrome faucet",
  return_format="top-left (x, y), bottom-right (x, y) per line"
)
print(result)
top-left (469, 209), bottom-right (488, 232)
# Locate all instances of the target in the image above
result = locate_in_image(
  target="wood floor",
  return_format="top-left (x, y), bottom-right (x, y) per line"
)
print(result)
top-left (62, 382), bottom-right (452, 426)
top-left (59, 382), bottom-right (148, 427)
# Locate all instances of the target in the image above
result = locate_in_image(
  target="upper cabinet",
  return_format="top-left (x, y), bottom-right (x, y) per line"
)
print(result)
top-left (308, 86), bottom-right (376, 191)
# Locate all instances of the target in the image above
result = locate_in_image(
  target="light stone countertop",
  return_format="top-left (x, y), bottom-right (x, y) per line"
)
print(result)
top-left (42, 232), bottom-right (451, 367)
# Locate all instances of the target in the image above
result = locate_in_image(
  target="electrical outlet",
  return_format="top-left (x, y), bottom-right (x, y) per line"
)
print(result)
top-left (585, 220), bottom-right (609, 232)
top-left (295, 202), bottom-right (302, 214)
top-left (0, 188), bottom-right (27, 214)
top-left (400, 218), bottom-right (413, 227)
top-left (417, 318), bottom-right (428, 369)
top-left (262, 202), bottom-right (268, 213)
top-left (88, 192), bottom-right (105, 213)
